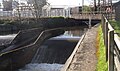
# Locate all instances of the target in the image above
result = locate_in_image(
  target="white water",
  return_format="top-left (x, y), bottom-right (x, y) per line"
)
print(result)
top-left (18, 63), bottom-right (64, 71)
top-left (0, 34), bottom-right (17, 45)
top-left (0, 34), bottom-right (17, 39)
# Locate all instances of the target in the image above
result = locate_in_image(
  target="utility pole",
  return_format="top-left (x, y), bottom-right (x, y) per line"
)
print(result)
top-left (17, 0), bottom-right (21, 24)
top-left (98, 0), bottom-right (100, 13)
top-left (94, 0), bottom-right (97, 13)
top-left (108, 0), bottom-right (113, 20)
top-left (82, 0), bottom-right (84, 13)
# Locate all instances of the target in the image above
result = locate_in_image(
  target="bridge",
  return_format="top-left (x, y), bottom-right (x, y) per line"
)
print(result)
top-left (0, 13), bottom-right (102, 20)
top-left (71, 13), bottom-right (101, 20)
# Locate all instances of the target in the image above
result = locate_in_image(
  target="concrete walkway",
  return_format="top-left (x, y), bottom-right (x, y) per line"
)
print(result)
top-left (67, 25), bottom-right (99, 71)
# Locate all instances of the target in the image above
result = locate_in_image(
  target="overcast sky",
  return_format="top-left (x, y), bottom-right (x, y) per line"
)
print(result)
top-left (0, 0), bottom-right (91, 6)
top-left (47, 0), bottom-right (91, 6)
top-left (0, 0), bottom-right (119, 6)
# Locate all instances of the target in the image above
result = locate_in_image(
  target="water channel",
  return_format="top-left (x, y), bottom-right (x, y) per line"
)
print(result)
top-left (0, 27), bottom-right (86, 71)
top-left (17, 28), bottom-right (85, 71)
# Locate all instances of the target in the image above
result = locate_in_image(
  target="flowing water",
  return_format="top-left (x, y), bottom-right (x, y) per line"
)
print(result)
top-left (18, 63), bottom-right (63, 71)
top-left (0, 34), bottom-right (17, 45)
top-left (0, 28), bottom-right (85, 71)
top-left (17, 29), bottom-right (83, 71)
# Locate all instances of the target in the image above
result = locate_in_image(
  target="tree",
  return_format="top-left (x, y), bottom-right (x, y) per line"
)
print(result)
top-left (26, 0), bottom-right (46, 18)
top-left (82, 5), bottom-right (92, 13)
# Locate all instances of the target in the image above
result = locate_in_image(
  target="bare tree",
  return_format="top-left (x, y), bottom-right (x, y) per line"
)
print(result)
top-left (27, 0), bottom-right (46, 18)
top-left (27, 0), bottom-right (46, 25)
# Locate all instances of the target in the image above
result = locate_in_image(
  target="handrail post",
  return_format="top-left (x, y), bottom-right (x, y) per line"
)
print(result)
top-left (108, 30), bottom-right (114, 71)
top-left (105, 21), bottom-right (108, 61)
top-left (101, 15), bottom-right (104, 27)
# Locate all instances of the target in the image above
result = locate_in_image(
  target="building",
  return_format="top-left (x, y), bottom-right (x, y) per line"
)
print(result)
top-left (13, 0), bottom-right (47, 18)
top-left (0, 0), bottom-right (13, 17)
top-left (0, 0), bottom-right (19, 17)
top-left (3, 0), bottom-right (13, 11)
top-left (13, 4), bottom-right (35, 18)
top-left (70, 6), bottom-right (82, 14)
top-left (42, 5), bottom-right (71, 17)
top-left (0, 0), bottom-right (47, 18)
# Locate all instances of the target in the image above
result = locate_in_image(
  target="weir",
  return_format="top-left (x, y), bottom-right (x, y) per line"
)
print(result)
top-left (0, 28), bottom-right (65, 71)
top-left (32, 34), bottom-right (80, 64)
top-left (17, 28), bottom-right (85, 71)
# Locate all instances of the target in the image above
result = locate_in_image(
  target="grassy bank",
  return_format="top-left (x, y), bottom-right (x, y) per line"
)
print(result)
top-left (109, 20), bottom-right (120, 36)
top-left (96, 25), bottom-right (108, 71)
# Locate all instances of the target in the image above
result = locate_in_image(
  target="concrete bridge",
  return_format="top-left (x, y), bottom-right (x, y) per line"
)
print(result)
top-left (0, 13), bottom-right (102, 20)
top-left (71, 13), bottom-right (101, 20)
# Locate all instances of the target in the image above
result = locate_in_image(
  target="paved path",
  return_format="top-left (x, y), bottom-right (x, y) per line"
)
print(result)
top-left (67, 25), bottom-right (99, 71)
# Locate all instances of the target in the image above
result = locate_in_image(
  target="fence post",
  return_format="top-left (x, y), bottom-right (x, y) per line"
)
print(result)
top-left (101, 15), bottom-right (104, 29)
top-left (108, 30), bottom-right (114, 71)
top-left (105, 22), bottom-right (108, 61)
top-left (102, 15), bottom-right (105, 40)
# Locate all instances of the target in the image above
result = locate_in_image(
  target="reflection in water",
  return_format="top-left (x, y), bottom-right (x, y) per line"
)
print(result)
top-left (53, 29), bottom-right (83, 39)
top-left (18, 63), bottom-right (63, 71)
top-left (64, 29), bottom-right (83, 37)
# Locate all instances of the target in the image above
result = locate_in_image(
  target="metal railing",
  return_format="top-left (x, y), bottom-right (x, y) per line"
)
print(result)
top-left (102, 15), bottom-right (120, 71)
top-left (0, 28), bottom-right (64, 56)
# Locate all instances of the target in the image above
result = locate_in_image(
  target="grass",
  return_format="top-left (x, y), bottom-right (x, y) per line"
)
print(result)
top-left (109, 20), bottom-right (120, 36)
top-left (96, 25), bottom-right (108, 71)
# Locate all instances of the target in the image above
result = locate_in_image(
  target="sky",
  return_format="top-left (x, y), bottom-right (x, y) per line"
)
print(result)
top-left (47, 0), bottom-right (91, 6)
top-left (0, 0), bottom-right (91, 6)
top-left (0, 0), bottom-right (119, 6)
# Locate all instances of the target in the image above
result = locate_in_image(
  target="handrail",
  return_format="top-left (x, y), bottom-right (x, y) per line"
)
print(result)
top-left (108, 23), bottom-right (114, 31)
top-left (114, 34), bottom-right (120, 50)
top-left (10, 28), bottom-right (42, 44)
top-left (102, 14), bottom-right (120, 71)
top-left (0, 28), bottom-right (64, 56)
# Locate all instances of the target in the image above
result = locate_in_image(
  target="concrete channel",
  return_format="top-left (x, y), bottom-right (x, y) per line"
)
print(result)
top-left (0, 27), bottom-right (86, 71)
top-left (0, 28), bottom-right (65, 71)
top-left (17, 27), bottom-right (86, 71)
